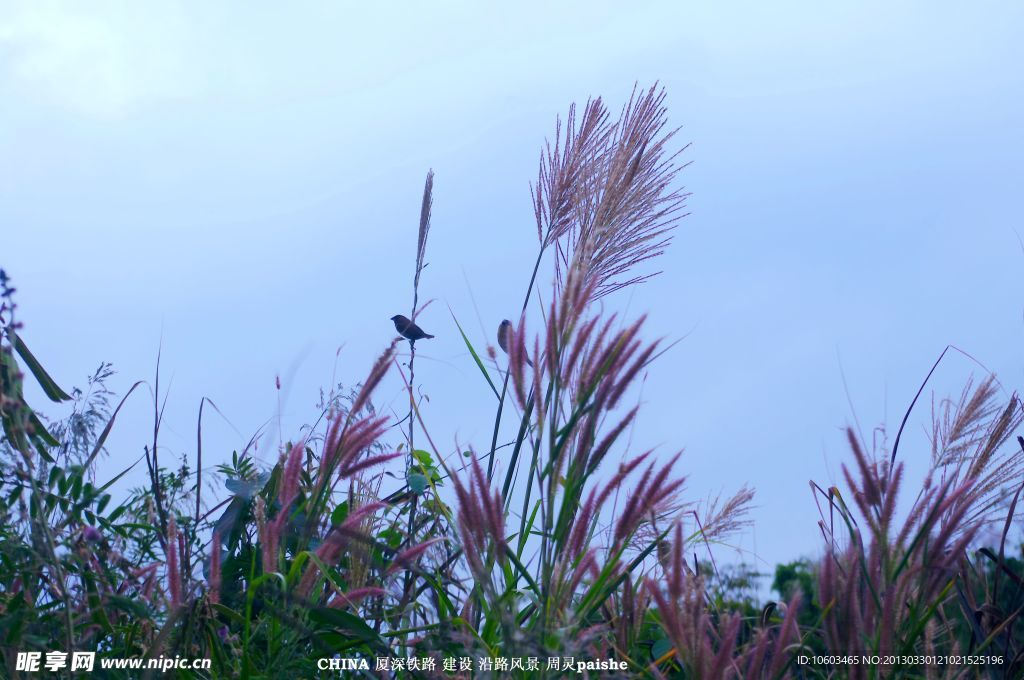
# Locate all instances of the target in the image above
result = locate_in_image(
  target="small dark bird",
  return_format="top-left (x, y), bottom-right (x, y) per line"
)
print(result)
top-left (497, 319), bottom-right (532, 366)
top-left (391, 314), bottom-right (434, 342)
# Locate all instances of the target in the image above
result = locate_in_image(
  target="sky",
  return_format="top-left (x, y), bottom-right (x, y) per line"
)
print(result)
top-left (3, 1), bottom-right (1023, 579)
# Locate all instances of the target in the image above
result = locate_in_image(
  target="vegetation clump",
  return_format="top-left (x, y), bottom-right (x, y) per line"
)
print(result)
top-left (1, 87), bottom-right (1022, 678)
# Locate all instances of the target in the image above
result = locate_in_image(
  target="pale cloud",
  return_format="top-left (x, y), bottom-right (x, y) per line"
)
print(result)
top-left (0, 2), bottom-right (198, 117)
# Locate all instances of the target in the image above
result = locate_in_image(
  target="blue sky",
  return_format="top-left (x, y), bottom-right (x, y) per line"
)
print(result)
top-left (3, 2), bottom-right (1023, 576)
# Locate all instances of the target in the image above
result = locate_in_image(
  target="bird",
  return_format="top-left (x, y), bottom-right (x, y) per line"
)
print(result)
top-left (391, 314), bottom-right (434, 342)
top-left (497, 319), bottom-right (532, 366)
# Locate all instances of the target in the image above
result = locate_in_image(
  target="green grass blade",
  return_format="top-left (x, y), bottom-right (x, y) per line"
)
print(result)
top-left (11, 331), bottom-right (72, 402)
top-left (449, 307), bottom-right (500, 400)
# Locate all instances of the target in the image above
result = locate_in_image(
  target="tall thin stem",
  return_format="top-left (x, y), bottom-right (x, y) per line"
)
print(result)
top-left (486, 246), bottom-right (546, 483)
top-left (398, 170), bottom-right (433, 637)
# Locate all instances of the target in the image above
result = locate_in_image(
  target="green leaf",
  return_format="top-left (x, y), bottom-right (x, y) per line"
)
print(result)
top-left (408, 472), bottom-right (428, 495)
top-left (10, 331), bottom-right (72, 402)
top-left (378, 527), bottom-right (402, 549)
top-left (212, 603), bottom-right (245, 623)
top-left (1, 413), bottom-right (28, 453)
top-left (84, 381), bottom-right (144, 469)
top-left (413, 449), bottom-right (434, 467)
top-left (652, 637), bottom-right (673, 661)
top-left (28, 412), bottom-right (59, 449)
top-left (308, 607), bottom-right (388, 653)
top-left (105, 504), bottom-right (128, 523)
top-left (107, 594), bottom-right (151, 619)
top-left (330, 501), bottom-right (350, 526)
top-left (449, 308), bottom-right (501, 400)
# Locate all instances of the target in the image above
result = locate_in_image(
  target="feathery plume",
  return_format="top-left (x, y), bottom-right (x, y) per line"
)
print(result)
top-left (208, 531), bottom-right (222, 605)
top-left (165, 516), bottom-right (182, 608)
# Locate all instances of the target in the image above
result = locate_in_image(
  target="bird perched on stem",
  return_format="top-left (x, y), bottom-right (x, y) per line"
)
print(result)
top-left (497, 319), bottom-right (532, 367)
top-left (391, 315), bottom-right (434, 342)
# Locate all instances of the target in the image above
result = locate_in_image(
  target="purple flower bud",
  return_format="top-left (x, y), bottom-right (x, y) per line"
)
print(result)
top-left (83, 525), bottom-right (102, 542)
